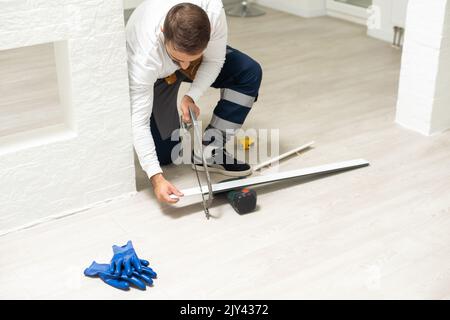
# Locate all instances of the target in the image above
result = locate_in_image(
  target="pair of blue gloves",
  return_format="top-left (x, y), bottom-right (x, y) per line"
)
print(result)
top-left (84, 241), bottom-right (157, 291)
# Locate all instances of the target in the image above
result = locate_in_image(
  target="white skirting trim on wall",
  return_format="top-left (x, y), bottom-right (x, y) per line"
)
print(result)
top-left (327, 9), bottom-right (367, 25)
top-left (0, 191), bottom-right (138, 238)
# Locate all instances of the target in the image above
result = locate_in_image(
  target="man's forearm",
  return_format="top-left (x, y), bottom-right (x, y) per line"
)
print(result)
top-left (130, 84), bottom-right (162, 179)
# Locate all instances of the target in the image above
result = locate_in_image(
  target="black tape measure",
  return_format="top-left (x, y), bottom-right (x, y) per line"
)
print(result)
top-left (227, 188), bottom-right (257, 215)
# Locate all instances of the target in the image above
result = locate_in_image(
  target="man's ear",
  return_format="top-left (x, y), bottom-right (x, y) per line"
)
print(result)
top-left (160, 26), bottom-right (164, 33)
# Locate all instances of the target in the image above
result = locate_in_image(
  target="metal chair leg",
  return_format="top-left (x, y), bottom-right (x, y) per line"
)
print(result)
top-left (226, 1), bottom-right (266, 17)
top-left (392, 26), bottom-right (405, 49)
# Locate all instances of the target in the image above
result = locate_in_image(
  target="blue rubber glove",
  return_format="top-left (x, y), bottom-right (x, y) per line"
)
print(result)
top-left (109, 240), bottom-right (154, 277)
top-left (84, 261), bottom-right (154, 291)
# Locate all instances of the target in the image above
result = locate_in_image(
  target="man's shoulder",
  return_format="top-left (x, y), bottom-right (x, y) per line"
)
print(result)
top-left (125, 2), bottom-right (164, 49)
top-left (198, 0), bottom-right (224, 14)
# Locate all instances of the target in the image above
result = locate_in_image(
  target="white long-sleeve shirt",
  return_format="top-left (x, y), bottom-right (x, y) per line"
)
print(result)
top-left (126, 0), bottom-right (228, 179)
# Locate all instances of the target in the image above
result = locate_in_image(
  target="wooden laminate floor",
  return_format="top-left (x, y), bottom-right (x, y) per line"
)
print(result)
top-left (1, 8), bottom-right (450, 299)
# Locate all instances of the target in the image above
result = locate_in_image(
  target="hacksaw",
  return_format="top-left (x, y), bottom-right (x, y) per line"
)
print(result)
top-left (181, 107), bottom-right (214, 219)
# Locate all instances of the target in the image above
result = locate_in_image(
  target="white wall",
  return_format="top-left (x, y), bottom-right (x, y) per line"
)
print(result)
top-left (255, 0), bottom-right (327, 18)
top-left (0, 0), bottom-right (136, 234)
top-left (396, 0), bottom-right (450, 135)
top-left (368, 0), bottom-right (409, 43)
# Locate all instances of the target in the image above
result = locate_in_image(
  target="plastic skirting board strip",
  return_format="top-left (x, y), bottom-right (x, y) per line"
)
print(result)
top-left (180, 158), bottom-right (370, 197)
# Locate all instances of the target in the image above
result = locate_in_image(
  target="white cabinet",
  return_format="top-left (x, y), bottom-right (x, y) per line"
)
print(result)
top-left (391, 0), bottom-right (408, 27)
top-left (368, 0), bottom-right (409, 43)
top-left (323, 0), bottom-right (408, 31)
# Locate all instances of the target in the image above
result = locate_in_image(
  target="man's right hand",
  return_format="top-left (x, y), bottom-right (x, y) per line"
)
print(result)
top-left (150, 173), bottom-right (183, 203)
top-left (180, 95), bottom-right (200, 124)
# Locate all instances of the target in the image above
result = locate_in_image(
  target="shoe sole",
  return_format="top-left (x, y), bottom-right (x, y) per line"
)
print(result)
top-left (192, 164), bottom-right (253, 177)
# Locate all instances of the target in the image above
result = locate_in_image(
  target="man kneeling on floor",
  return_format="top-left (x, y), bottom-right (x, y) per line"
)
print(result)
top-left (126, 0), bottom-right (263, 203)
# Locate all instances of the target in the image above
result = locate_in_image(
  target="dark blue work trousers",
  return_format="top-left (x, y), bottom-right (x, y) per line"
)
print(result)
top-left (151, 46), bottom-right (263, 165)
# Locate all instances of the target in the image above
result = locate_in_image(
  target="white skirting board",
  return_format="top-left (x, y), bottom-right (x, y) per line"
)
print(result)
top-left (253, 141), bottom-right (315, 171)
top-left (180, 158), bottom-right (370, 197)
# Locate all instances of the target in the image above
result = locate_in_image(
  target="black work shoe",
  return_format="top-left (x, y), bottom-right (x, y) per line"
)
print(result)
top-left (192, 148), bottom-right (252, 177)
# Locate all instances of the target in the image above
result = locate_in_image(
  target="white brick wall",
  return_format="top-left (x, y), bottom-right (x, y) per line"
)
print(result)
top-left (0, 0), bottom-right (137, 234)
top-left (396, 0), bottom-right (450, 135)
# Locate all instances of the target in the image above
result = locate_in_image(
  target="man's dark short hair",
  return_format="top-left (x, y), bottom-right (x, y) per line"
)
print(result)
top-left (163, 3), bottom-right (211, 55)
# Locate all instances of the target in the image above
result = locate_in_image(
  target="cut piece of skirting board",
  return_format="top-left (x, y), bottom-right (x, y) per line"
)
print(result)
top-left (181, 158), bottom-right (369, 197)
top-left (253, 141), bottom-right (315, 171)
